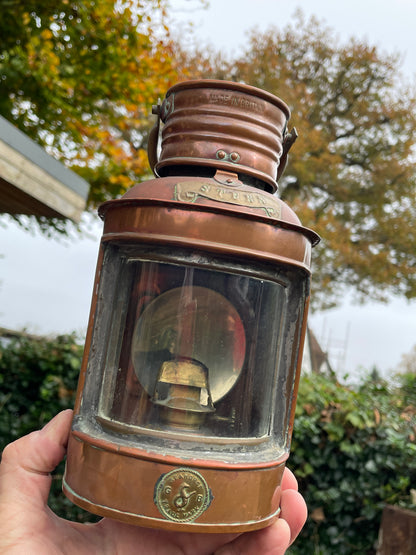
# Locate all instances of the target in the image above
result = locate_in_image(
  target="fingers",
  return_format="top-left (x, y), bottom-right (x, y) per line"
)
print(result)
top-left (213, 493), bottom-right (306, 555)
top-left (213, 519), bottom-right (291, 555)
top-left (214, 467), bottom-right (306, 554)
top-left (0, 410), bottom-right (73, 506)
top-left (280, 467), bottom-right (307, 544)
top-left (281, 467), bottom-right (298, 491)
top-left (280, 488), bottom-right (307, 545)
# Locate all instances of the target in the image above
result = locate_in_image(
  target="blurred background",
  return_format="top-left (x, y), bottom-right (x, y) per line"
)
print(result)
top-left (1, 0), bottom-right (415, 380)
top-left (0, 2), bottom-right (415, 552)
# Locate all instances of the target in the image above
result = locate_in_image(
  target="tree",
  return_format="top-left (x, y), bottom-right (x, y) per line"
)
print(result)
top-left (181, 13), bottom-right (416, 309)
top-left (0, 0), bottom-right (191, 211)
top-left (397, 344), bottom-right (416, 374)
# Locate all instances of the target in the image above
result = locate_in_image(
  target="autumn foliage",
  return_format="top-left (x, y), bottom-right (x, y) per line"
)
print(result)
top-left (1, 7), bottom-right (416, 307)
top-left (182, 13), bottom-right (416, 308)
top-left (0, 0), bottom-right (190, 205)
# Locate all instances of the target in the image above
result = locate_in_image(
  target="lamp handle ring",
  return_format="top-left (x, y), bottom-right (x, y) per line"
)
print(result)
top-left (276, 127), bottom-right (298, 182)
top-left (148, 103), bottom-right (161, 176)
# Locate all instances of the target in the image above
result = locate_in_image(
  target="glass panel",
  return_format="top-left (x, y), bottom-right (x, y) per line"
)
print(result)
top-left (95, 248), bottom-right (287, 442)
top-left (74, 243), bottom-right (310, 461)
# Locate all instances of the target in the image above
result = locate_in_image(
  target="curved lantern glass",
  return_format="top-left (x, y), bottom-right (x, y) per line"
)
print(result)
top-left (76, 242), bottom-right (309, 463)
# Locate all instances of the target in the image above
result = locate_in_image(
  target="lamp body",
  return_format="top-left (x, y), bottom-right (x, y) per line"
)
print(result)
top-left (63, 80), bottom-right (319, 533)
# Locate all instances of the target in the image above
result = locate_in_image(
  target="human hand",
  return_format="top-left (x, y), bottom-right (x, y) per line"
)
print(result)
top-left (0, 410), bottom-right (307, 554)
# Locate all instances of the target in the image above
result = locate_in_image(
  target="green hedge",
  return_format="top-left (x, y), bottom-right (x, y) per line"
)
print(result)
top-left (288, 373), bottom-right (416, 554)
top-left (0, 333), bottom-right (415, 551)
top-left (0, 332), bottom-right (97, 522)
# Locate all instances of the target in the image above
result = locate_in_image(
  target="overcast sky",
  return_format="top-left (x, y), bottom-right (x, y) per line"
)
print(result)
top-left (1, 0), bottom-right (416, 380)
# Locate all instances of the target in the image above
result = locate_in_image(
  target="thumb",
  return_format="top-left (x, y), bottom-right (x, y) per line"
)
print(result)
top-left (0, 410), bottom-right (73, 507)
top-left (214, 518), bottom-right (291, 555)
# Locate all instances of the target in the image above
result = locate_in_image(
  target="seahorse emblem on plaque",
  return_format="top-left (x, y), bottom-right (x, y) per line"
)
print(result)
top-left (154, 468), bottom-right (212, 522)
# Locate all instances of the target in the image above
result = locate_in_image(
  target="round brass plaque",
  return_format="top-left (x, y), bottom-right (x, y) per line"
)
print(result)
top-left (154, 468), bottom-right (212, 522)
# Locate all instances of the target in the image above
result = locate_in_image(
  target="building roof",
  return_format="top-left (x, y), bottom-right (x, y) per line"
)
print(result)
top-left (0, 115), bottom-right (89, 222)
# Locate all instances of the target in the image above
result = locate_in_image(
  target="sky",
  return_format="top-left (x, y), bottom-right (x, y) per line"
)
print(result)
top-left (1, 0), bottom-right (416, 380)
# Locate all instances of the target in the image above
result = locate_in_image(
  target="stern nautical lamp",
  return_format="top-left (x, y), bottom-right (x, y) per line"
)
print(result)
top-left (63, 80), bottom-right (319, 532)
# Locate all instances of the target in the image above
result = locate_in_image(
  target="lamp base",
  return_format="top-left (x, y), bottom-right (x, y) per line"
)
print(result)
top-left (63, 432), bottom-right (286, 533)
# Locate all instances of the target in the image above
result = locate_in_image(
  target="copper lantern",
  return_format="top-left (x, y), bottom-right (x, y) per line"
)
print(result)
top-left (63, 80), bottom-right (319, 532)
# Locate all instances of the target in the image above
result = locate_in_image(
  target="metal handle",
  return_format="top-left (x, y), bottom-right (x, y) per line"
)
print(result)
top-left (276, 127), bottom-right (298, 182)
top-left (147, 104), bottom-right (161, 175)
